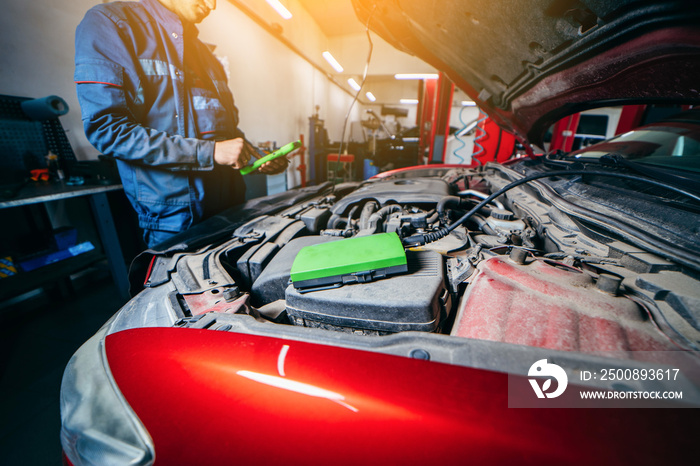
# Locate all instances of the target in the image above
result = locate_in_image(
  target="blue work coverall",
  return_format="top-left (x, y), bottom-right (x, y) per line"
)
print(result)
top-left (75, 0), bottom-right (246, 247)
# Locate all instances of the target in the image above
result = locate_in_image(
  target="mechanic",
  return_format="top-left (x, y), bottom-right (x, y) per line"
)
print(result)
top-left (74, 0), bottom-right (288, 248)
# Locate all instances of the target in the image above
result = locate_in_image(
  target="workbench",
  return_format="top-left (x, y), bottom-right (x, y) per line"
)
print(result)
top-left (0, 180), bottom-right (131, 303)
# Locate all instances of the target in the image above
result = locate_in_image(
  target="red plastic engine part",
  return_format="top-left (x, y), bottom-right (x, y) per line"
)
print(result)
top-left (451, 256), bottom-right (677, 352)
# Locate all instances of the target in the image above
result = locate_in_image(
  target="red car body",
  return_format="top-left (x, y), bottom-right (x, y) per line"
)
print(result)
top-left (105, 328), bottom-right (692, 464)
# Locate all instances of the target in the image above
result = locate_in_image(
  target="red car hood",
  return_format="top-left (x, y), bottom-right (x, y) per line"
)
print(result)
top-left (352, 0), bottom-right (700, 148)
top-left (105, 327), bottom-right (693, 464)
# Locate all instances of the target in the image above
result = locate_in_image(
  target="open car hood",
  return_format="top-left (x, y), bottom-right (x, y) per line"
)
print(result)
top-left (352, 0), bottom-right (700, 148)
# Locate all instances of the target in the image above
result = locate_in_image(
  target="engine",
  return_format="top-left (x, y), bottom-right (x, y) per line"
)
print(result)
top-left (163, 167), bottom-right (698, 354)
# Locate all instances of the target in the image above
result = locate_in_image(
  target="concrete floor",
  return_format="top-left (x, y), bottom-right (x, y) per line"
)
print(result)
top-left (0, 269), bottom-right (124, 465)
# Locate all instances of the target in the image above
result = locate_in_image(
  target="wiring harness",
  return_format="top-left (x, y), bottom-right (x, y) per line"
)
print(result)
top-left (401, 169), bottom-right (700, 247)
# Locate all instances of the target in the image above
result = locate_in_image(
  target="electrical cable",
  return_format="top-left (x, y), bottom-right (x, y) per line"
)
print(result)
top-left (402, 169), bottom-right (700, 247)
top-left (334, 4), bottom-right (376, 184)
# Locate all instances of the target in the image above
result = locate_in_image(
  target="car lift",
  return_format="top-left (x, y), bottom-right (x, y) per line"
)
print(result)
top-left (417, 73), bottom-right (454, 165)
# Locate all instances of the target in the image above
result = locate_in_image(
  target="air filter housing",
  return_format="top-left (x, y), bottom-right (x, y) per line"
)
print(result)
top-left (286, 250), bottom-right (448, 334)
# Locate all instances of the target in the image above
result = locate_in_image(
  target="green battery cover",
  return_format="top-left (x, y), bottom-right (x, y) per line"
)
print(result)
top-left (290, 232), bottom-right (408, 290)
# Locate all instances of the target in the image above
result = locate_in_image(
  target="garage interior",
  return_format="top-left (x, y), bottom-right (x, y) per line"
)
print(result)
top-left (4, 0), bottom-right (698, 463)
top-left (0, 1), bottom-right (481, 462)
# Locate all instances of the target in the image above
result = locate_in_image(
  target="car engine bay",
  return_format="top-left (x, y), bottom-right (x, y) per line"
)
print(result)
top-left (126, 162), bottom-right (700, 358)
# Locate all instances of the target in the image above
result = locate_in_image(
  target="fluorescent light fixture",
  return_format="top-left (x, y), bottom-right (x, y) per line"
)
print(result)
top-left (365, 92), bottom-right (376, 102)
top-left (347, 78), bottom-right (361, 91)
top-left (461, 101), bottom-right (477, 106)
top-left (395, 73), bottom-right (439, 80)
top-left (400, 99), bottom-right (419, 104)
top-left (265, 0), bottom-right (292, 20)
top-left (322, 51), bottom-right (344, 73)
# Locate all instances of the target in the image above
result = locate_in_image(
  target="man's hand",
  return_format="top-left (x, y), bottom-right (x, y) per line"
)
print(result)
top-left (258, 155), bottom-right (289, 175)
top-left (214, 138), bottom-right (290, 174)
top-left (214, 138), bottom-right (249, 170)
top-left (244, 139), bottom-right (289, 175)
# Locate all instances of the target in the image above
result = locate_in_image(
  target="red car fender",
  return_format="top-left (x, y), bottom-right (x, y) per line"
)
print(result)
top-left (105, 328), bottom-right (692, 464)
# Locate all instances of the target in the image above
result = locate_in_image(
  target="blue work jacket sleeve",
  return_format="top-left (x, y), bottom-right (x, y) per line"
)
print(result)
top-left (74, 8), bottom-right (215, 171)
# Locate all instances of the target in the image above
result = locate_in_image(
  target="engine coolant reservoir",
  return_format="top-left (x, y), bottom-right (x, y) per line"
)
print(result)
top-left (486, 209), bottom-right (526, 232)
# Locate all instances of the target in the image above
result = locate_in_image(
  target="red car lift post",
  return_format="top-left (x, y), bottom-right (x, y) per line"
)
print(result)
top-left (417, 74), bottom-right (455, 164)
top-left (296, 133), bottom-right (307, 187)
top-left (416, 78), bottom-right (437, 165)
top-left (549, 113), bottom-right (581, 152)
top-left (615, 105), bottom-right (646, 135)
top-left (428, 73), bottom-right (455, 163)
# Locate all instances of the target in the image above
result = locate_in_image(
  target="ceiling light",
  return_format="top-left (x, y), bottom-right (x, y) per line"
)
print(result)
top-left (461, 101), bottom-right (477, 106)
top-left (366, 92), bottom-right (376, 102)
top-left (265, 0), bottom-right (292, 20)
top-left (322, 51), bottom-right (344, 73)
top-left (395, 73), bottom-right (439, 80)
top-left (347, 78), bottom-right (361, 91)
top-left (400, 99), bottom-right (419, 104)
